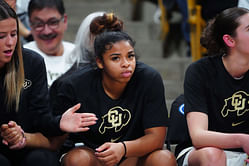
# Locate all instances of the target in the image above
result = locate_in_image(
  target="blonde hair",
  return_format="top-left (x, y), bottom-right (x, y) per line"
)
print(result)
top-left (4, 39), bottom-right (24, 111)
top-left (0, 1), bottom-right (24, 111)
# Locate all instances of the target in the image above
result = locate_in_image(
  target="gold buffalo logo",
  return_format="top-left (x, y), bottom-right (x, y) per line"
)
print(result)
top-left (221, 91), bottom-right (249, 117)
top-left (99, 106), bottom-right (131, 134)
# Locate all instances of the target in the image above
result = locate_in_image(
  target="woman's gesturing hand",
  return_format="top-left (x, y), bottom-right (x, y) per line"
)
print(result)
top-left (60, 103), bottom-right (98, 133)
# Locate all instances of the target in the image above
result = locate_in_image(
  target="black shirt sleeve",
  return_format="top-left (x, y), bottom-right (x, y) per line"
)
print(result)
top-left (22, 48), bottom-right (63, 136)
top-left (50, 79), bottom-right (76, 116)
top-left (184, 61), bottom-right (208, 115)
top-left (142, 67), bottom-right (169, 129)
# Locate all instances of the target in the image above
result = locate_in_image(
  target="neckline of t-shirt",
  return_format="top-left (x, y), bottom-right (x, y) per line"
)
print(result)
top-left (220, 56), bottom-right (248, 81)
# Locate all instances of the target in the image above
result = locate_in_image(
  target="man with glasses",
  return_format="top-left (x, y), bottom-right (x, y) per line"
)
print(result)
top-left (24, 0), bottom-right (74, 87)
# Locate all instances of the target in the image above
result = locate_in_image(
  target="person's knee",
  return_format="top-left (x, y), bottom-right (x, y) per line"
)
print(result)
top-left (189, 147), bottom-right (226, 166)
top-left (142, 149), bottom-right (177, 166)
top-left (63, 147), bottom-right (99, 166)
top-left (202, 147), bottom-right (226, 165)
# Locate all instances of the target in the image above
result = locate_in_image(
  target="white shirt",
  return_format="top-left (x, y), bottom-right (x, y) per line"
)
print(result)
top-left (24, 41), bottom-right (75, 87)
top-left (16, 0), bottom-right (30, 14)
top-left (238, 0), bottom-right (249, 9)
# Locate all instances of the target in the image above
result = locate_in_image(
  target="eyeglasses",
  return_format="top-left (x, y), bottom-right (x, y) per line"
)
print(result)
top-left (30, 17), bottom-right (64, 32)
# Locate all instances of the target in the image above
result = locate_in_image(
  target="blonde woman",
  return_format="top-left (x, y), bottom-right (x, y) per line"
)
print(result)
top-left (0, 1), bottom-right (97, 165)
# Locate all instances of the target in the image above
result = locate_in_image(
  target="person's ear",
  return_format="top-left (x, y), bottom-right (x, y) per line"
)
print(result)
top-left (223, 34), bottom-right (235, 48)
top-left (63, 14), bottom-right (68, 30)
top-left (96, 57), bottom-right (104, 69)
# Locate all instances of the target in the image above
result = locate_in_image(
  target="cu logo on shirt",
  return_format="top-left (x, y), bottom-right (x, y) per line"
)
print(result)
top-left (221, 91), bottom-right (249, 117)
top-left (99, 106), bottom-right (131, 134)
top-left (23, 79), bottom-right (32, 89)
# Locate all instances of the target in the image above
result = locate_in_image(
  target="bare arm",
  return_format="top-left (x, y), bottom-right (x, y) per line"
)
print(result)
top-left (0, 121), bottom-right (67, 151)
top-left (24, 133), bottom-right (68, 151)
top-left (96, 126), bottom-right (166, 158)
top-left (1, 104), bottom-right (97, 150)
top-left (187, 112), bottom-right (249, 154)
top-left (124, 126), bottom-right (166, 157)
top-left (95, 126), bottom-right (166, 165)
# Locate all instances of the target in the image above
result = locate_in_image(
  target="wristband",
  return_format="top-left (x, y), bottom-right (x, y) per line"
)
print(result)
top-left (21, 129), bottom-right (25, 138)
top-left (121, 141), bottom-right (127, 158)
top-left (117, 141), bottom-right (127, 165)
top-left (18, 129), bottom-right (26, 148)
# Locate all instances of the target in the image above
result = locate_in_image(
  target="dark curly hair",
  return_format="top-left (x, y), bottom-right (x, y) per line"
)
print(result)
top-left (200, 7), bottom-right (249, 56)
top-left (90, 13), bottom-right (123, 36)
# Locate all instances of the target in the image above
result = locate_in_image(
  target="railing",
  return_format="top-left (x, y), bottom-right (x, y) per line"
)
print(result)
top-left (130, 0), bottom-right (206, 61)
top-left (187, 0), bottom-right (206, 61)
top-left (158, 0), bottom-right (169, 40)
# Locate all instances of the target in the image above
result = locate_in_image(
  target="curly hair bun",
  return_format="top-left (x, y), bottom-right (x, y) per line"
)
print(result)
top-left (90, 12), bottom-right (123, 35)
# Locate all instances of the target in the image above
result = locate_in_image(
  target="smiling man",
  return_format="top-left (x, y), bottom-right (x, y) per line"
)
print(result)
top-left (24, 0), bottom-right (74, 87)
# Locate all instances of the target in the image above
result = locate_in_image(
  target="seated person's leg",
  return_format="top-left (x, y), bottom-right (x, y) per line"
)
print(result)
top-left (119, 157), bottom-right (138, 166)
top-left (21, 149), bottom-right (60, 166)
top-left (0, 154), bottom-right (11, 166)
top-left (188, 147), bottom-right (226, 166)
top-left (138, 149), bottom-right (176, 166)
top-left (120, 149), bottom-right (176, 166)
top-left (62, 147), bottom-right (103, 166)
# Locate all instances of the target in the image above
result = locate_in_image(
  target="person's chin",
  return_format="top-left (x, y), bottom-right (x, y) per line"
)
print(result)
top-left (41, 38), bottom-right (56, 44)
top-left (39, 44), bottom-right (56, 54)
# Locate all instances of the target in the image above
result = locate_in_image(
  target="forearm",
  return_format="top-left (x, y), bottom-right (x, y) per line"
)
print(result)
top-left (187, 112), bottom-right (248, 150)
top-left (124, 127), bottom-right (166, 157)
top-left (24, 132), bottom-right (67, 151)
top-left (191, 130), bottom-right (246, 149)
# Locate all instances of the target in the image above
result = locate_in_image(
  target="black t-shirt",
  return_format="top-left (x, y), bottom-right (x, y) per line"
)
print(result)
top-left (184, 56), bottom-right (249, 151)
top-left (0, 48), bottom-right (61, 136)
top-left (51, 61), bottom-right (169, 149)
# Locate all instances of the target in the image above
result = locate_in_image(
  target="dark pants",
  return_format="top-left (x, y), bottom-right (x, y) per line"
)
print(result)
top-left (0, 146), bottom-right (59, 166)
